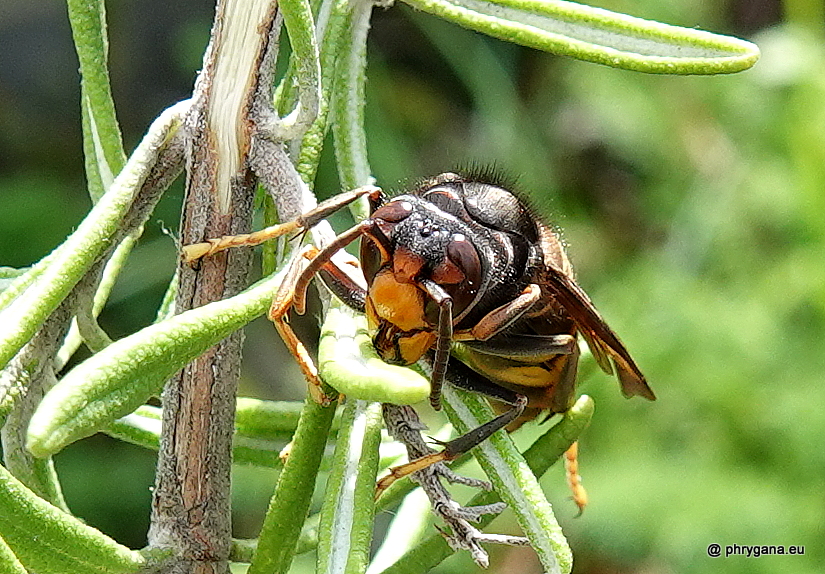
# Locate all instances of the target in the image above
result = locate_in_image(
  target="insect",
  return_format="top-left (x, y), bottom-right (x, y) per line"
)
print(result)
top-left (184, 171), bottom-right (656, 509)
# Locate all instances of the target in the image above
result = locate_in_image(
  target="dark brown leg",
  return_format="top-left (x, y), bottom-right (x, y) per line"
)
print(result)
top-left (469, 284), bottom-right (541, 341)
top-left (418, 279), bottom-right (453, 411)
top-left (375, 358), bottom-right (527, 498)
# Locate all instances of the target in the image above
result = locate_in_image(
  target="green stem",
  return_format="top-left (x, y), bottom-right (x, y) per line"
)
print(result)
top-left (66, 0), bottom-right (126, 202)
top-left (105, 400), bottom-right (317, 467)
top-left (317, 399), bottom-right (383, 574)
top-left (292, 0), bottom-right (357, 183)
top-left (247, 396), bottom-right (338, 574)
top-left (402, 0), bottom-right (759, 74)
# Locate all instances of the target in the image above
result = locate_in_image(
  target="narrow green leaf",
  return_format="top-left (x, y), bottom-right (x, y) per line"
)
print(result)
top-left (0, 268), bottom-right (28, 292)
top-left (67, 0), bottom-right (127, 202)
top-left (231, 509), bottom-right (323, 564)
top-left (0, 534), bottom-right (26, 574)
top-left (332, 0), bottom-right (374, 200)
top-left (105, 407), bottom-right (162, 451)
top-left (317, 399), bottom-right (383, 574)
top-left (2, 412), bottom-right (68, 510)
top-left (0, 100), bottom-right (188, 374)
top-left (402, 0), bottom-right (759, 74)
top-left (248, 396), bottom-right (338, 574)
top-left (234, 397), bottom-right (308, 438)
top-left (273, 0), bottom-right (321, 139)
top-left (318, 306), bottom-right (430, 405)
top-left (0, 464), bottom-right (144, 574)
top-left (65, 0), bottom-right (148, 368)
top-left (292, 0), bottom-right (355, 183)
top-left (0, 254), bottom-right (54, 312)
top-left (26, 268), bottom-right (286, 458)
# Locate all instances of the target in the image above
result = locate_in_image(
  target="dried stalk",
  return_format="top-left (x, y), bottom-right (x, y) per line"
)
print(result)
top-left (148, 1), bottom-right (284, 572)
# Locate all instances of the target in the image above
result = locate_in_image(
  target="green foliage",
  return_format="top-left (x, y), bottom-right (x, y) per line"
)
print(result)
top-left (27, 270), bottom-right (287, 458)
top-left (0, 464), bottom-right (146, 574)
top-left (2, 1), bottom-right (819, 574)
top-left (318, 306), bottom-right (431, 405)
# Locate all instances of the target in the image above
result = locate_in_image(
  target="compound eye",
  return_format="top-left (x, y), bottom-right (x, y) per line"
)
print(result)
top-left (431, 232), bottom-right (482, 309)
top-left (446, 234), bottom-right (482, 289)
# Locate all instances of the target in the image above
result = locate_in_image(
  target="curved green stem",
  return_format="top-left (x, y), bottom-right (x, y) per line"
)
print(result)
top-left (0, 100), bottom-right (188, 374)
top-left (268, 0), bottom-right (322, 140)
top-left (402, 0), bottom-right (759, 74)
top-left (317, 399), bottom-right (383, 574)
top-left (66, 0), bottom-right (126, 201)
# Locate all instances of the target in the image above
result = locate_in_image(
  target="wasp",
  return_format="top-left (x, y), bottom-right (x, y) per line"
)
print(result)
top-left (184, 171), bottom-right (655, 510)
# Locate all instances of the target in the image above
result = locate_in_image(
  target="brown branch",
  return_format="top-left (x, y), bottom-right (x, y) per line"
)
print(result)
top-left (148, 1), bottom-right (281, 572)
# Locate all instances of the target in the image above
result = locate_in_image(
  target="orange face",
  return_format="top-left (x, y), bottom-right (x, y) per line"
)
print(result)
top-left (365, 268), bottom-right (436, 365)
top-left (359, 192), bottom-right (487, 369)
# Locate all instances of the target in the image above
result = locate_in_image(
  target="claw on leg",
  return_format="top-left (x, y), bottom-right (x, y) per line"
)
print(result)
top-left (564, 441), bottom-right (588, 515)
top-left (380, 403), bottom-right (530, 567)
top-left (375, 451), bottom-right (452, 500)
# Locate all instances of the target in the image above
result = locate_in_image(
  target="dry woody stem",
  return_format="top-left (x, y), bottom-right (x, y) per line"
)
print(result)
top-left (148, 2), bottom-right (290, 572)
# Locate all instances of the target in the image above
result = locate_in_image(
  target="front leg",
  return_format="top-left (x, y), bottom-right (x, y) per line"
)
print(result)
top-left (267, 239), bottom-right (375, 405)
top-left (418, 279), bottom-right (453, 411)
top-left (181, 185), bottom-right (378, 262)
top-left (266, 245), bottom-right (332, 405)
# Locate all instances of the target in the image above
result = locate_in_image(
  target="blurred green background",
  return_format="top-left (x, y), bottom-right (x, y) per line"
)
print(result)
top-left (0, 0), bottom-right (822, 573)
